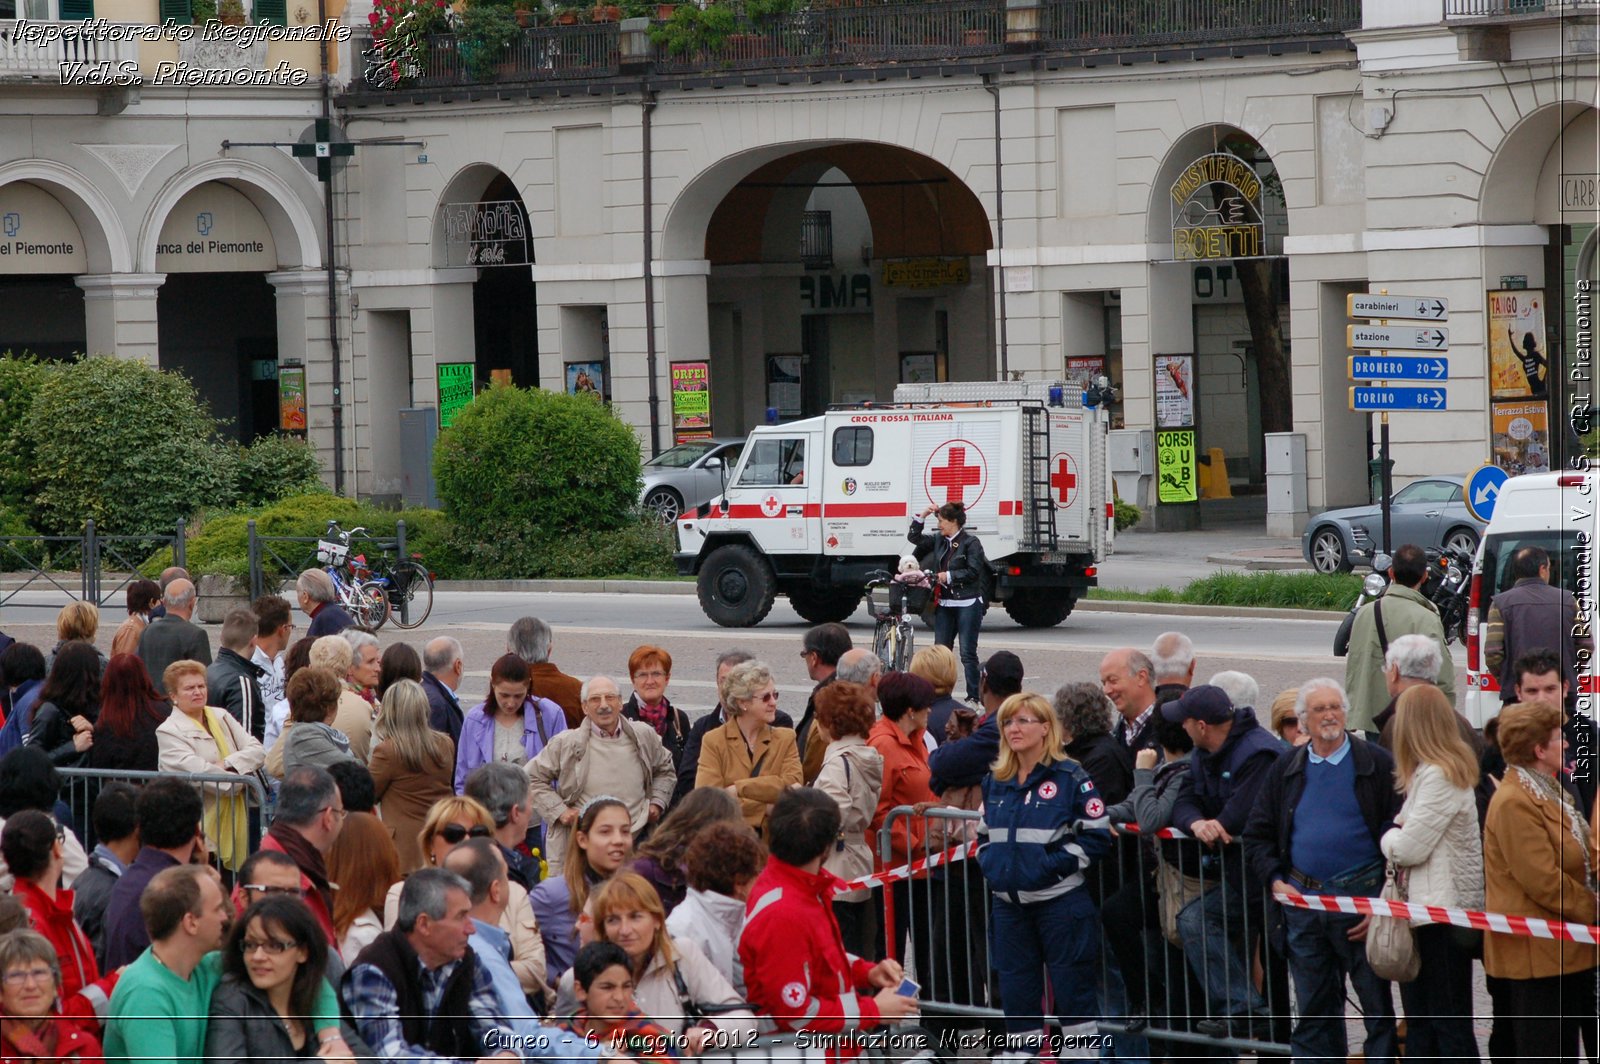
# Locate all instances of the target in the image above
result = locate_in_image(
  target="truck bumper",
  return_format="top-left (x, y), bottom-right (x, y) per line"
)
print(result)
top-left (673, 552), bottom-right (699, 577)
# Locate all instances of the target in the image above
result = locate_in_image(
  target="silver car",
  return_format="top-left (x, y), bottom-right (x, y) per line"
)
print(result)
top-left (639, 437), bottom-right (746, 522)
top-left (1301, 475), bottom-right (1485, 574)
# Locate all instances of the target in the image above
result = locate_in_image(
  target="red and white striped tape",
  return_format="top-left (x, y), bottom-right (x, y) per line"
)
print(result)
top-left (1273, 891), bottom-right (1600, 944)
top-left (839, 840), bottom-right (980, 892)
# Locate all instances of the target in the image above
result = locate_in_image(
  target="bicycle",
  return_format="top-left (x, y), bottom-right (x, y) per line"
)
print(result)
top-left (865, 570), bottom-right (922, 673)
top-left (348, 537), bottom-right (435, 630)
top-left (304, 523), bottom-right (391, 630)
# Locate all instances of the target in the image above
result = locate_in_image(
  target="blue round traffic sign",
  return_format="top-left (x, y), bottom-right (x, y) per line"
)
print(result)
top-left (1464, 463), bottom-right (1508, 524)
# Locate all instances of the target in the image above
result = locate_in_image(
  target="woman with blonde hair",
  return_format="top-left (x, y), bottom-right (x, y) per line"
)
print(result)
top-left (553, 872), bottom-right (755, 1050)
top-left (308, 635), bottom-right (373, 762)
top-left (908, 644), bottom-right (964, 745)
top-left (48, 602), bottom-right (105, 674)
top-left (1379, 684), bottom-right (1483, 1061)
top-left (324, 809), bottom-right (401, 965)
top-left (1268, 687), bottom-right (1305, 746)
top-left (979, 692), bottom-right (1113, 1057)
top-left (696, 660), bottom-right (801, 834)
top-left (1482, 700), bottom-right (1598, 1062)
top-left (368, 678), bottom-right (455, 874)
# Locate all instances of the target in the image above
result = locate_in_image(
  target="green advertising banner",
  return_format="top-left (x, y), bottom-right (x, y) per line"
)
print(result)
top-left (1157, 429), bottom-right (1198, 504)
top-left (670, 361), bottom-right (712, 441)
top-left (437, 363), bottom-right (475, 428)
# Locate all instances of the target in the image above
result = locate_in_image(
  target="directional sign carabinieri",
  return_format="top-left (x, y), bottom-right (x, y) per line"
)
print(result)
top-left (1347, 355), bottom-right (1450, 382)
top-left (1349, 386), bottom-right (1449, 412)
top-left (1346, 324), bottom-right (1450, 351)
top-left (1347, 294), bottom-right (1450, 321)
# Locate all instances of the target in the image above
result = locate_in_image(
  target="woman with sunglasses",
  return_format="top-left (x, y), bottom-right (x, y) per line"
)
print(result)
top-left (208, 896), bottom-right (360, 1064)
top-left (695, 661), bottom-right (801, 835)
top-left (0, 930), bottom-right (101, 1062)
top-left (379, 796), bottom-right (549, 1005)
top-left (978, 692), bottom-right (1113, 1059)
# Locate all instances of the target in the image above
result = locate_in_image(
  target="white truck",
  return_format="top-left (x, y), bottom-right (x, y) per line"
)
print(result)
top-left (673, 380), bottom-right (1114, 628)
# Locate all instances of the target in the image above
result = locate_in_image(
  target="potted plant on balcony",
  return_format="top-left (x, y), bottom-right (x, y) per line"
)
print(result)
top-left (650, 1), bottom-right (735, 57)
top-left (552, 1), bottom-right (582, 23)
top-left (368, 0), bottom-right (449, 85)
top-left (591, 2), bottom-right (622, 20)
top-left (459, 3), bottom-right (520, 78)
top-left (191, 0), bottom-right (218, 21)
top-left (218, 0), bottom-right (247, 24)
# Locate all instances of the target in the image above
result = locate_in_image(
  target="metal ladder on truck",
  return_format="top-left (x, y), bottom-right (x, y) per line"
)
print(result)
top-left (1021, 404), bottom-right (1058, 552)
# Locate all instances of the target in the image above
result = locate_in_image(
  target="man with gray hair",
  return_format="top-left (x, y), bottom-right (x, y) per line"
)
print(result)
top-left (422, 636), bottom-right (467, 747)
top-left (508, 616), bottom-right (582, 729)
top-left (1209, 671), bottom-right (1260, 726)
top-left (260, 765), bottom-right (345, 949)
top-left (207, 607), bottom-right (268, 742)
top-left (1150, 631), bottom-right (1196, 704)
top-left (1373, 633), bottom-right (1484, 755)
top-left (297, 568), bottom-right (354, 639)
top-left (465, 762), bottom-right (538, 891)
top-left (344, 866), bottom-right (521, 1063)
top-left (136, 576), bottom-right (211, 689)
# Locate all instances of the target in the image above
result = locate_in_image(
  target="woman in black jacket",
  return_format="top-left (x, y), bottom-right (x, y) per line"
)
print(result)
top-left (24, 642), bottom-right (101, 768)
top-left (909, 501), bottom-right (989, 703)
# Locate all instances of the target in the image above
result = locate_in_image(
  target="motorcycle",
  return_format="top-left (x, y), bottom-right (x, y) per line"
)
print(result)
top-left (1331, 545), bottom-right (1474, 656)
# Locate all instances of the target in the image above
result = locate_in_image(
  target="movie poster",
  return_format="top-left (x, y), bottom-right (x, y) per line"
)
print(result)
top-left (1486, 289), bottom-right (1550, 400)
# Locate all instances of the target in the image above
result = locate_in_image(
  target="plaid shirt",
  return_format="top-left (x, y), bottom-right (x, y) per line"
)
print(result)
top-left (346, 952), bottom-right (515, 1063)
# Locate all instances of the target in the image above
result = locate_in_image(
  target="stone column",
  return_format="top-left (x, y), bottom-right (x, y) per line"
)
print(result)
top-left (268, 268), bottom-right (338, 484)
top-left (75, 273), bottom-right (165, 364)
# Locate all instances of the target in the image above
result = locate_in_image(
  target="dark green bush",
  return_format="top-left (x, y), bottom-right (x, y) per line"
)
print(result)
top-left (433, 384), bottom-right (642, 539)
top-left (1113, 496), bottom-right (1141, 533)
top-left (23, 358), bottom-right (233, 536)
top-left (0, 503), bottom-right (46, 570)
top-left (444, 515), bottom-right (675, 579)
top-left (230, 434), bottom-right (326, 510)
top-left (0, 354), bottom-right (57, 513)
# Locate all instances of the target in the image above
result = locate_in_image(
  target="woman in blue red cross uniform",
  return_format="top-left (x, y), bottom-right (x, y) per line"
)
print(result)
top-left (978, 692), bottom-right (1113, 1059)
top-left (908, 501), bottom-right (989, 703)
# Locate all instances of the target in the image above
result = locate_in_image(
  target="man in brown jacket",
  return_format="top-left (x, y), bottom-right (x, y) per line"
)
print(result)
top-left (508, 616), bottom-right (584, 729)
top-left (1485, 546), bottom-right (1592, 710)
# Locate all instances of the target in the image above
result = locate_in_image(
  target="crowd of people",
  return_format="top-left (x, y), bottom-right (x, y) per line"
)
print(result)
top-left (0, 545), bottom-right (1592, 1064)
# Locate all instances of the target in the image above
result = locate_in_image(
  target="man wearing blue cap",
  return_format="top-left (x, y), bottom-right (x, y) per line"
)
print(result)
top-left (1165, 683), bottom-right (1284, 1041)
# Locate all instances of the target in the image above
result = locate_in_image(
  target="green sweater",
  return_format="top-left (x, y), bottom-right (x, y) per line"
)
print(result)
top-left (103, 947), bottom-right (340, 1064)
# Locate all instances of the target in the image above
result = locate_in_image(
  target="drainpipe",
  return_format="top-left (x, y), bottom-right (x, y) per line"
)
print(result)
top-left (320, 0), bottom-right (346, 494)
top-left (642, 88), bottom-right (662, 457)
top-left (984, 72), bottom-right (1007, 379)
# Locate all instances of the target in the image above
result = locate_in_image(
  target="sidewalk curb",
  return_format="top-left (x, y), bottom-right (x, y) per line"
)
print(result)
top-left (1201, 554), bottom-right (1315, 572)
top-left (434, 579), bottom-right (1344, 621)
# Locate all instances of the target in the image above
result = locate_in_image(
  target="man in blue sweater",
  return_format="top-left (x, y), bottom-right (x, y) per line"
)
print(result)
top-left (928, 650), bottom-right (1022, 794)
top-left (1242, 677), bottom-right (1400, 1064)
top-left (1164, 684), bottom-right (1284, 1041)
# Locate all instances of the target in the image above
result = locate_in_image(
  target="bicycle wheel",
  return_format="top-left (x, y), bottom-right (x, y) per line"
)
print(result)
top-left (871, 621), bottom-right (894, 671)
top-left (386, 560), bottom-right (435, 629)
top-left (892, 621), bottom-right (915, 671)
top-left (351, 581), bottom-right (391, 630)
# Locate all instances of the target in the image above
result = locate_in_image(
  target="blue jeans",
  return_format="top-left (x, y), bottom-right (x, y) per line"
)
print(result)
top-left (990, 889), bottom-right (1100, 1035)
top-left (1282, 905), bottom-right (1396, 1064)
top-left (1176, 883), bottom-right (1264, 1019)
top-left (934, 602), bottom-right (982, 701)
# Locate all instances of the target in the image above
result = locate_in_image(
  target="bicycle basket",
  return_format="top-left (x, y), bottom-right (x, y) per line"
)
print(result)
top-left (315, 539), bottom-right (349, 566)
top-left (903, 585), bottom-right (931, 613)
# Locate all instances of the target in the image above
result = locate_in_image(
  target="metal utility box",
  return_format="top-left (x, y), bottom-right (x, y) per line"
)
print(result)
top-left (1264, 432), bottom-right (1307, 537)
top-left (1109, 428), bottom-right (1154, 510)
top-left (398, 408), bottom-right (440, 510)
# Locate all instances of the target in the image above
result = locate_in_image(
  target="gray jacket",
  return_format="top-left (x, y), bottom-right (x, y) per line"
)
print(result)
top-left (282, 721), bottom-right (355, 776)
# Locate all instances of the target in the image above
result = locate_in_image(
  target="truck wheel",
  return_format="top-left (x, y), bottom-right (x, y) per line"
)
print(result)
top-left (697, 545), bottom-right (777, 628)
top-left (1003, 590), bottom-right (1075, 628)
top-left (787, 586), bottom-right (863, 624)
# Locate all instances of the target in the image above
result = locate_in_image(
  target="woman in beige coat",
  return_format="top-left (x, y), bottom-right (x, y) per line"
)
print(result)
top-left (695, 659), bottom-right (802, 835)
top-left (1379, 684), bottom-right (1483, 1062)
top-left (368, 679), bottom-right (455, 874)
top-left (155, 658), bottom-right (266, 873)
top-left (811, 680), bottom-right (883, 959)
top-left (1482, 700), bottom-right (1599, 1063)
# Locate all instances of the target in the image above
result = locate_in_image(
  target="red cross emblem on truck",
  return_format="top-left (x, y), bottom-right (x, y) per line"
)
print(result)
top-left (759, 494), bottom-right (783, 517)
top-left (1051, 453), bottom-right (1078, 509)
top-left (925, 440), bottom-right (988, 507)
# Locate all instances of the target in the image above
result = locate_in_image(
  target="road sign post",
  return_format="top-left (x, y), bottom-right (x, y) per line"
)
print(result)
top-left (1348, 292), bottom-right (1451, 555)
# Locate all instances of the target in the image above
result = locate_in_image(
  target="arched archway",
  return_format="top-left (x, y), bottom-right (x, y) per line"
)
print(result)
top-left (432, 165), bottom-right (538, 389)
top-left (664, 141), bottom-right (992, 435)
top-left (0, 162), bottom-right (132, 360)
top-left (1142, 124), bottom-right (1292, 498)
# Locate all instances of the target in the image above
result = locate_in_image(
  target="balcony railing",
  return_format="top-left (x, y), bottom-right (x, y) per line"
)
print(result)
top-left (350, 0), bottom-right (1358, 93)
top-left (1446, 0), bottom-right (1596, 13)
top-left (0, 19), bottom-right (139, 80)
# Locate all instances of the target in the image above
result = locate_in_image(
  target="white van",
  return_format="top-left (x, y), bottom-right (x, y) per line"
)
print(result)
top-left (1463, 470), bottom-right (1599, 726)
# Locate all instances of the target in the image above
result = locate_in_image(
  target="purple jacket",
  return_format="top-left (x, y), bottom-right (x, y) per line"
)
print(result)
top-left (454, 696), bottom-right (567, 794)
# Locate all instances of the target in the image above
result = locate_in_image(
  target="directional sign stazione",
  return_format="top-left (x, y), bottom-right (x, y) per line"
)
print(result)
top-left (1347, 294), bottom-right (1450, 321)
top-left (1348, 355), bottom-right (1450, 382)
top-left (1349, 386), bottom-right (1449, 412)
top-left (1464, 463), bottom-right (1508, 523)
top-left (1347, 325), bottom-right (1450, 351)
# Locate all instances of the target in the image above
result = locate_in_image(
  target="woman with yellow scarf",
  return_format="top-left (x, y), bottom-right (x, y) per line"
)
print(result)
top-left (155, 659), bottom-right (266, 871)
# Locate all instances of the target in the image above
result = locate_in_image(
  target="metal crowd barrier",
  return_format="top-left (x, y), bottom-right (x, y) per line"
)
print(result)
top-left (876, 806), bottom-right (1296, 1057)
top-left (59, 766), bottom-right (270, 872)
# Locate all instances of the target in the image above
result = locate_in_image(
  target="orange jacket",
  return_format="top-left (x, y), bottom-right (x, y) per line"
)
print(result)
top-left (866, 717), bottom-right (935, 871)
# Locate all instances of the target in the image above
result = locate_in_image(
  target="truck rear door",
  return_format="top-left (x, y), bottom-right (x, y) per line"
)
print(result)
top-left (721, 430), bottom-right (818, 554)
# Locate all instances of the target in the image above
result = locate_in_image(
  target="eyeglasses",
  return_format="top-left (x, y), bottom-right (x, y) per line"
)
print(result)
top-left (1005, 716), bottom-right (1045, 727)
top-left (240, 883), bottom-right (304, 897)
top-left (757, 691), bottom-right (780, 703)
top-left (1, 967), bottom-right (53, 987)
top-left (633, 670), bottom-right (667, 681)
top-left (439, 824), bottom-right (493, 845)
top-left (239, 937), bottom-right (297, 956)
top-left (799, 650), bottom-right (816, 660)
top-left (321, 805), bottom-right (348, 821)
